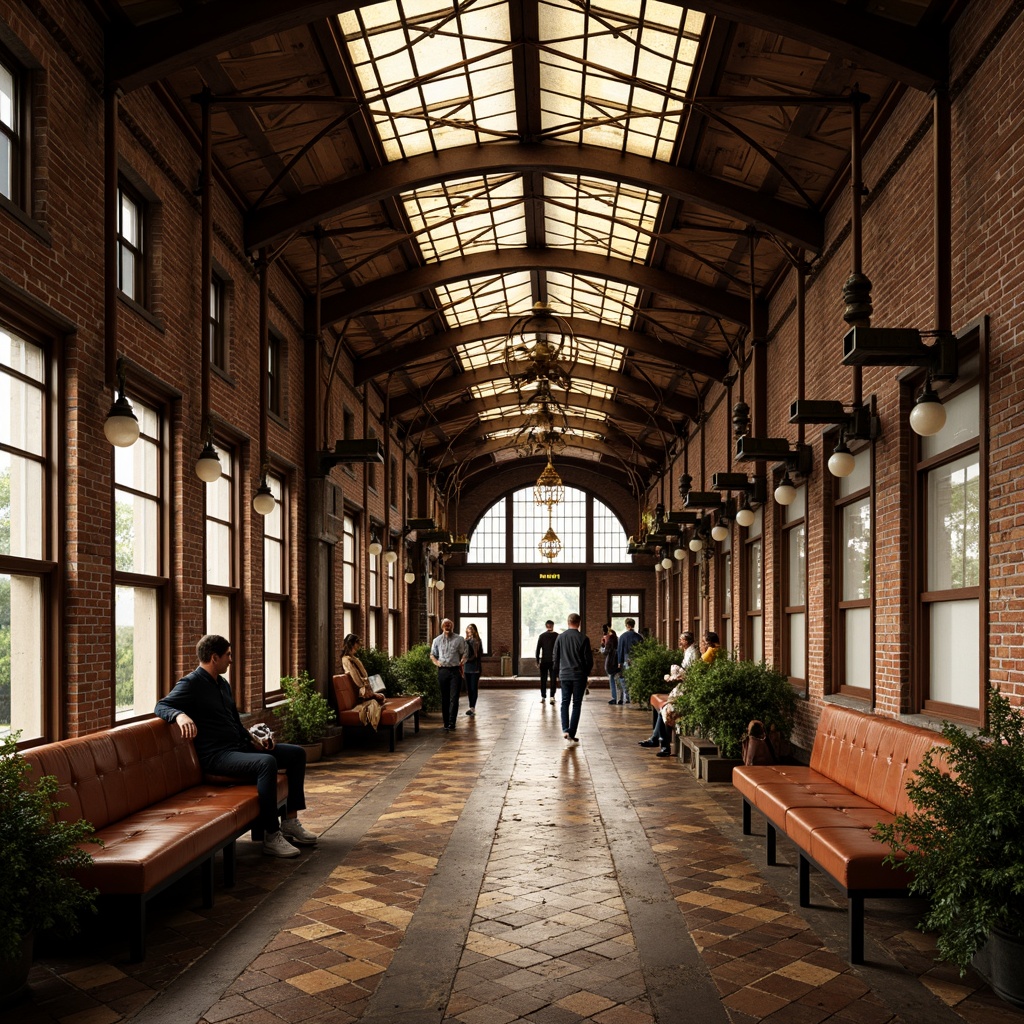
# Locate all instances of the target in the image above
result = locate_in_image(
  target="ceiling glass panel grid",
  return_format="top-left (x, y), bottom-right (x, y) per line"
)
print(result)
top-left (546, 272), bottom-right (639, 329)
top-left (543, 174), bottom-right (661, 263)
top-left (536, 1), bottom-right (704, 159)
top-left (437, 272), bottom-right (533, 329)
top-left (402, 174), bottom-right (527, 262)
top-left (338, 0), bottom-right (517, 161)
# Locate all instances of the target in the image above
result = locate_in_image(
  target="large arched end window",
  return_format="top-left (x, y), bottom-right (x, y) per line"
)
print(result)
top-left (468, 486), bottom-right (629, 565)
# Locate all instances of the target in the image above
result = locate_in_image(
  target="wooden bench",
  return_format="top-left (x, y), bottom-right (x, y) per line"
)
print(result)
top-left (22, 718), bottom-right (287, 961)
top-left (733, 703), bottom-right (944, 963)
top-left (331, 673), bottom-right (422, 752)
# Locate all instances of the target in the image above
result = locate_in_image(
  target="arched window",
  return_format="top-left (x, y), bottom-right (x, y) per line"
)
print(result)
top-left (468, 486), bottom-right (629, 564)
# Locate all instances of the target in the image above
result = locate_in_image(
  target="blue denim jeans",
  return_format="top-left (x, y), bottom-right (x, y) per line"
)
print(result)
top-left (204, 743), bottom-right (307, 834)
top-left (559, 675), bottom-right (587, 738)
top-left (609, 670), bottom-right (629, 703)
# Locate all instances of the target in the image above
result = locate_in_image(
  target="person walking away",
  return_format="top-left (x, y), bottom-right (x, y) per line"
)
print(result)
top-left (430, 618), bottom-right (467, 731)
top-left (535, 620), bottom-right (559, 705)
top-left (552, 613), bottom-right (593, 742)
top-left (601, 624), bottom-right (621, 704)
top-left (463, 623), bottom-right (483, 717)
top-left (155, 634), bottom-right (317, 858)
top-left (615, 617), bottom-right (642, 705)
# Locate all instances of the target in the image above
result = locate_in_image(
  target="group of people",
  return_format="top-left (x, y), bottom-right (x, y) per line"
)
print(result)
top-left (428, 618), bottom-right (483, 730)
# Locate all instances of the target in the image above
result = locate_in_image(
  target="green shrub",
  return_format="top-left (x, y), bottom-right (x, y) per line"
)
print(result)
top-left (279, 671), bottom-right (335, 744)
top-left (0, 732), bottom-right (100, 960)
top-left (623, 637), bottom-right (681, 708)
top-left (358, 647), bottom-right (397, 695)
top-left (876, 687), bottom-right (1024, 972)
top-left (393, 643), bottom-right (441, 712)
top-left (673, 655), bottom-right (797, 758)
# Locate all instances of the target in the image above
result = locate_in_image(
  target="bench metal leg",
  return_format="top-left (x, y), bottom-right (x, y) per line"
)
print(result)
top-left (397, 720), bottom-right (405, 742)
top-left (742, 798), bottom-right (752, 835)
top-left (389, 725), bottom-right (397, 752)
top-left (798, 854), bottom-right (811, 907)
top-left (414, 710), bottom-right (420, 733)
top-left (767, 822), bottom-right (777, 865)
top-left (849, 894), bottom-right (865, 964)
top-left (129, 896), bottom-right (146, 963)
top-left (201, 857), bottom-right (214, 908)
top-left (223, 840), bottom-right (236, 888)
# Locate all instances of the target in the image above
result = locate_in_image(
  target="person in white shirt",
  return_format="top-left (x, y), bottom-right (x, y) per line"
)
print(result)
top-left (430, 619), bottom-right (468, 731)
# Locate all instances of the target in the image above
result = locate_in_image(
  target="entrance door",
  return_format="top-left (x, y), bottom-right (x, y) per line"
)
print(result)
top-left (517, 585), bottom-right (581, 674)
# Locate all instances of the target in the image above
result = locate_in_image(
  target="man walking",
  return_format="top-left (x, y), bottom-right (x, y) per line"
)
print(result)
top-left (430, 618), bottom-right (467, 731)
top-left (155, 634), bottom-right (317, 858)
top-left (615, 617), bottom-right (642, 705)
top-left (552, 613), bottom-right (593, 742)
top-left (535, 620), bottom-right (559, 704)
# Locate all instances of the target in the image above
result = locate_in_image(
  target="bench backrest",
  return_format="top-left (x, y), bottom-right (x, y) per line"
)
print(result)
top-left (809, 704), bottom-right (944, 815)
top-left (21, 718), bottom-right (203, 829)
top-left (332, 672), bottom-right (359, 712)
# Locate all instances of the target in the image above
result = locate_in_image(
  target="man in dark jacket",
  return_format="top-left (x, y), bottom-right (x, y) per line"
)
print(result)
top-left (552, 613), bottom-right (594, 742)
top-left (535, 620), bottom-right (559, 704)
top-left (154, 634), bottom-right (317, 859)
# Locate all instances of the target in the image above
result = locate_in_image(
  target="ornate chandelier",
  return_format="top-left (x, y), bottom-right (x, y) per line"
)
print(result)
top-left (503, 301), bottom-right (579, 395)
top-left (534, 457), bottom-right (564, 509)
top-left (538, 502), bottom-right (562, 560)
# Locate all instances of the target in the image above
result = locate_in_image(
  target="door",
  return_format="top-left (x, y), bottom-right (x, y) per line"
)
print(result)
top-left (517, 585), bottom-right (581, 674)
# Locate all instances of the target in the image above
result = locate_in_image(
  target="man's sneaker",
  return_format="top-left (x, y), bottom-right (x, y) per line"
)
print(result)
top-left (549, 698), bottom-right (554, 705)
top-left (281, 818), bottom-right (318, 845)
top-left (263, 830), bottom-right (301, 858)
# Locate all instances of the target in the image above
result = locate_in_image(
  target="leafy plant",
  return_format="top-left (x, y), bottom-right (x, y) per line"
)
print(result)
top-left (358, 647), bottom-right (397, 696)
top-left (0, 732), bottom-right (99, 960)
top-left (623, 637), bottom-right (680, 708)
top-left (875, 687), bottom-right (1024, 973)
top-left (392, 643), bottom-right (440, 712)
top-left (278, 671), bottom-right (335, 744)
top-left (673, 655), bottom-right (797, 758)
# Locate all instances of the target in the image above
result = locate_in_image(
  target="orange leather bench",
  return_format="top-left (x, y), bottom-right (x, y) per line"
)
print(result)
top-left (733, 703), bottom-right (943, 963)
top-left (331, 673), bottom-right (422, 752)
top-left (22, 717), bottom-right (287, 961)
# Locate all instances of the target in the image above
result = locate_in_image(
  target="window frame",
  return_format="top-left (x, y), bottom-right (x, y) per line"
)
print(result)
top-left (209, 272), bottom-right (228, 373)
top-left (204, 440), bottom-right (241, 700)
top-left (341, 511), bottom-right (359, 638)
top-left (912, 326), bottom-right (987, 722)
top-left (267, 328), bottom-right (284, 420)
top-left (718, 526), bottom-right (732, 648)
top-left (456, 590), bottom-right (491, 656)
top-left (0, 44), bottom-right (27, 208)
top-left (742, 506), bottom-right (763, 662)
top-left (116, 180), bottom-right (146, 304)
top-left (262, 470), bottom-right (288, 699)
top-left (609, 591), bottom-right (641, 636)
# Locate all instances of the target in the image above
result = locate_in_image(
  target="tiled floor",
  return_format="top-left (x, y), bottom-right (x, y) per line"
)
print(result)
top-left (11, 689), bottom-right (1024, 1024)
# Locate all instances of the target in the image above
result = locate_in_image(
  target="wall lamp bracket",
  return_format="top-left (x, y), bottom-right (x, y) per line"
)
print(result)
top-left (711, 472), bottom-right (767, 505)
top-left (321, 438), bottom-right (385, 469)
top-left (736, 436), bottom-right (812, 476)
top-left (664, 510), bottom-right (701, 527)
top-left (789, 399), bottom-right (881, 441)
top-left (683, 491), bottom-right (725, 509)
top-left (841, 327), bottom-right (958, 382)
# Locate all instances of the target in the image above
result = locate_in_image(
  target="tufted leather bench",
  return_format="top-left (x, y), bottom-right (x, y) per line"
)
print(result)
top-left (331, 672), bottom-right (422, 752)
top-left (22, 717), bottom-right (287, 961)
top-left (733, 703), bottom-right (944, 963)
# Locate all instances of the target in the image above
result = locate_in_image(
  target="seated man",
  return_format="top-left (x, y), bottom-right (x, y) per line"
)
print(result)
top-left (155, 634), bottom-right (318, 858)
top-left (639, 631), bottom-right (696, 757)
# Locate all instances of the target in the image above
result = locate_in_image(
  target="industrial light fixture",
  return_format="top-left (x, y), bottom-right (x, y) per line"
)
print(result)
top-left (252, 464), bottom-right (276, 516)
top-left (828, 439), bottom-right (856, 478)
top-left (688, 534), bottom-right (703, 553)
top-left (842, 327), bottom-right (958, 437)
top-left (661, 556), bottom-right (673, 570)
top-left (404, 562), bottom-right (416, 585)
top-left (384, 548), bottom-right (399, 565)
top-left (320, 438), bottom-right (385, 469)
top-left (789, 398), bottom-right (880, 479)
top-left (446, 534), bottom-right (470, 555)
top-left (195, 423), bottom-right (222, 483)
top-left (711, 473), bottom-right (765, 528)
top-left (774, 472), bottom-right (797, 506)
top-left (104, 356), bottom-right (140, 447)
top-left (504, 301), bottom-right (579, 394)
top-left (534, 457), bottom-right (564, 509)
top-left (435, 578), bottom-right (446, 592)
top-left (673, 545), bottom-right (686, 560)
top-left (735, 496), bottom-right (756, 529)
top-left (368, 532), bottom-right (383, 557)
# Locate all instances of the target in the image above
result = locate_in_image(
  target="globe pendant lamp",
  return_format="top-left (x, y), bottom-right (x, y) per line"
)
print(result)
top-left (661, 556), bottom-right (673, 570)
top-left (195, 427), bottom-right (222, 483)
top-left (909, 380), bottom-right (946, 436)
top-left (673, 547), bottom-right (686, 560)
top-left (828, 439), bottom-right (856, 478)
top-left (252, 477), bottom-right (276, 516)
top-left (711, 522), bottom-right (729, 542)
top-left (735, 500), bottom-right (755, 528)
top-left (774, 472), bottom-right (797, 506)
top-left (104, 357), bottom-right (140, 447)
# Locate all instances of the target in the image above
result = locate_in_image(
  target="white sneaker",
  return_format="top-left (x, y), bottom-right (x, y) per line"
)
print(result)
top-left (263, 830), bottom-right (301, 858)
top-left (549, 698), bottom-right (554, 705)
top-left (280, 818), bottom-right (318, 845)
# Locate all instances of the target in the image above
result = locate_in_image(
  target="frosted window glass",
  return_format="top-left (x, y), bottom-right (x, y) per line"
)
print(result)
top-left (929, 599), bottom-right (979, 707)
top-left (838, 448), bottom-right (870, 497)
top-left (787, 524), bottom-right (805, 605)
top-left (264, 602), bottom-right (283, 694)
top-left (842, 607), bottom-right (871, 689)
top-left (920, 385), bottom-right (979, 460)
top-left (788, 612), bottom-right (805, 678)
top-left (784, 486), bottom-right (805, 522)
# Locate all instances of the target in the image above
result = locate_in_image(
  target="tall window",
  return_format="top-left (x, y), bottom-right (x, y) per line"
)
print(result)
top-left (719, 528), bottom-right (732, 646)
top-left (782, 486), bottom-right (806, 690)
top-left (368, 544), bottom-right (380, 649)
top-left (744, 507), bottom-right (763, 661)
top-left (209, 275), bottom-right (227, 371)
top-left (263, 473), bottom-right (286, 696)
top-left (457, 592), bottom-right (490, 653)
top-left (918, 381), bottom-right (981, 715)
top-left (470, 488), bottom-right (629, 565)
top-left (268, 330), bottom-right (283, 417)
top-left (114, 399), bottom-right (165, 720)
top-left (0, 327), bottom-right (49, 741)
top-left (0, 51), bottom-right (23, 204)
top-left (609, 592), bottom-right (640, 635)
top-left (342, 513), bottom-right (357, 637)
top-left (836, 449), bottom-right (871, 697)
top-left (117, 183), bottom-right (145, 303)
top-left (205, 443), bottom-right (236, 671)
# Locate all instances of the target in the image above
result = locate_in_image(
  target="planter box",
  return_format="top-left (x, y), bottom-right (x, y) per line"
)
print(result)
top-left (680, 735), bottom-right (718, 774)
top-left (321, 727), bottom-right (344, 757)
top-left (700, 755), bottom-right (743, 783)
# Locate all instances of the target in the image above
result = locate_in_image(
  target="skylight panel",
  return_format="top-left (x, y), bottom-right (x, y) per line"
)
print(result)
top-left (338, 1), bottom-right (516, 161)
top-left (437, 272), bottom-right (533, 329)
top-left (546, 272), bottom-right (639, 329)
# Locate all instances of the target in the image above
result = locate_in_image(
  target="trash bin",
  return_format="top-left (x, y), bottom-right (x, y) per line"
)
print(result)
top-left (500, 655), bottom-right (512, 677)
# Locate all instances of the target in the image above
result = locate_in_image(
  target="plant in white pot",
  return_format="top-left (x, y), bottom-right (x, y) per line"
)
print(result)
top-left (0, 732), bottom-right (99, 1005)
top-left (876, 687), bottom-right (1024, 1007)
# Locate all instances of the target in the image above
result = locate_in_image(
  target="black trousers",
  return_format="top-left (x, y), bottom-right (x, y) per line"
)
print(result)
top-left (539, 662), bottom-right (555, 698)
top-left (438, 666), bottom-right (461, 727)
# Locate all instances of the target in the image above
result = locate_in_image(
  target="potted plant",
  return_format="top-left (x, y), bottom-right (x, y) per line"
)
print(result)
top-left (673, 655), bottom-right (798, 761)
top-left (876, 687), bottom-right (1024, 1007)
top-left (0, 732), bottom-right (99, 1005)
top-left (393, 643), bottom-right (441, 712)
top-left (278, 672), bottom-right (335, 762)
top-left (358, 646), bottom-right (397, 696)
top-left (623, 636), bottom-right (680, 708)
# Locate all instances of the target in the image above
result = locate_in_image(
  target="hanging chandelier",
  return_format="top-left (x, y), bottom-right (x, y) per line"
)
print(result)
top-left (534, 457), bottom-right (564, 508)
top-left (503, 301), bottom-right (579, 395)
top-left (538, 526), bottom-right (562, 560)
